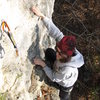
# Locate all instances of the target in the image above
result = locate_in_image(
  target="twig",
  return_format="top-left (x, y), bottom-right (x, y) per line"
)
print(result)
top-left (54, 21), bottom-right (79, 37)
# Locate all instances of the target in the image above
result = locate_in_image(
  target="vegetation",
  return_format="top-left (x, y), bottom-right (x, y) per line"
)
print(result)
top-left (53, 0), bottom-right (100, 99)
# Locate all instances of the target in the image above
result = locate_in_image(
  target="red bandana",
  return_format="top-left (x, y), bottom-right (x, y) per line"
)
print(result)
top-left (56, 36), bottom-right (76, 56)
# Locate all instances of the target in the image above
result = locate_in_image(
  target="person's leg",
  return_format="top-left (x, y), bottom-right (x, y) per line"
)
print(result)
top-left (59, 86), bottom-right (73, 100)
top-left (44, 48), bottom-right (56, 69)
top-left (59, 90), bottom-right (71, 100)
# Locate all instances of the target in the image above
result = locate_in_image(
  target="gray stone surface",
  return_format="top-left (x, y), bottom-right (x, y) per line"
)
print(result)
top-left (0, 0), bottom-right (59, 100)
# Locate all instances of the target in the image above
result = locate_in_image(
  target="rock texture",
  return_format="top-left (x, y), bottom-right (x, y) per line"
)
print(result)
top-left (0, 0), bottom-right (59, 100)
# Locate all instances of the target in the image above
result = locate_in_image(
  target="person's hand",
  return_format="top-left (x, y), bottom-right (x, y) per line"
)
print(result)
top-left (34, 58), bottom-right (46, 68)
top-left (31, 6), bottom-right (45, 19)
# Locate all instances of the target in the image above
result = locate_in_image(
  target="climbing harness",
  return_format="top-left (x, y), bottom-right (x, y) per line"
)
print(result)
top-left (1, 21), bottom-right (19, 56)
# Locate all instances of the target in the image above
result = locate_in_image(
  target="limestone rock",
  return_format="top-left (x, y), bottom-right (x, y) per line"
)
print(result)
top-left (0, 0), bottom-right (59, 100)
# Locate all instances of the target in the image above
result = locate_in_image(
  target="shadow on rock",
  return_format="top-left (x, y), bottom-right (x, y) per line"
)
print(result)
top-left (27, 42), bottom-right (40, 64)
top-left (33, 65), bottom-right (46, 82)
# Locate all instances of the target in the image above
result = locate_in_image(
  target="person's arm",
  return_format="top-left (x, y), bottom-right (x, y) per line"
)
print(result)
top-left (43, 66), bottom-right (55, 81)
top-left (42, 17), bottom-right (64, 42)
top-left (33, 58), bottom-right (61, 82)
top-left (43, 66), bottom-right (63, 82)
top-left (33, 58), bottom-right (55, 81)
top-left (31, 7), bottom-right (45, 19)
top-left (31, 7), bottom-right (64, 42)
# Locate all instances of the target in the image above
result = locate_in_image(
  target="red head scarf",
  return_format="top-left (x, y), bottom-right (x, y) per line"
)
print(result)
top-left (56, 36), bottom-right (76, 56)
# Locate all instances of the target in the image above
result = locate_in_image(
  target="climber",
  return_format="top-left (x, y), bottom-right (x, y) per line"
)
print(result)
top-left (31, 7), bottom-right (84, 100)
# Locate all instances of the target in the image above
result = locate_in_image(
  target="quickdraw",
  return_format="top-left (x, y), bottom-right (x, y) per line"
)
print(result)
top-left (1, 21), bottom-right (19, 56)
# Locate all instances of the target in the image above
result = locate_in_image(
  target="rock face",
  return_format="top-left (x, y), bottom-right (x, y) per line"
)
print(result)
top-left (0, 0), bottom-right (59, 100)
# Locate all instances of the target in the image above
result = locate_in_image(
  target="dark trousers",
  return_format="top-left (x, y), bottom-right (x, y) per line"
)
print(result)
top-left (45, 48), bottom-right (72, 100)
top-left (59, 85), bottom-right (72, 100)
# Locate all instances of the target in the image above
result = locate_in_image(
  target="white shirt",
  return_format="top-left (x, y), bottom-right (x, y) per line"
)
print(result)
top-left (42, 17), bottom-right (84, 87)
